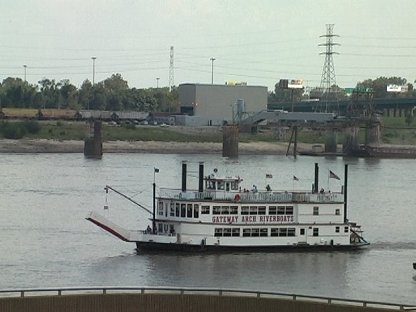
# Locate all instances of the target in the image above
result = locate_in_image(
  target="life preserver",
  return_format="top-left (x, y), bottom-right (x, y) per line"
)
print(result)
top-left (234, 194), bottom-right (241, 202)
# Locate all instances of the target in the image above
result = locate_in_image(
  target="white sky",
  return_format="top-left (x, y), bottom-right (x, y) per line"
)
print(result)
top-left (1, 0), bottom-right (416, 92)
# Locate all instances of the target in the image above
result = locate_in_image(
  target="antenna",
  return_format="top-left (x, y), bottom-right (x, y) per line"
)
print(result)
top-left (169, 46), bottom-right (174, 90)
top-left (319, 24), bottom-right (340, 112)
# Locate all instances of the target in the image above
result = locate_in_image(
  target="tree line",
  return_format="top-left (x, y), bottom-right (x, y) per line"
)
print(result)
top-left (269, 76), bottom-right (416, 103)
top-left (0, 73), bottom-right (179, 112)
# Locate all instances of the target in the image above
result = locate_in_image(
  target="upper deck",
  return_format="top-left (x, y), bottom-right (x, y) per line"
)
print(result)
top-left (158, 188), bottom-right (344, 204)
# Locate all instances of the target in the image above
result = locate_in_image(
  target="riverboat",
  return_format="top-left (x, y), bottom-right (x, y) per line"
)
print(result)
top-left (86, 162), bottom-right (369, 252)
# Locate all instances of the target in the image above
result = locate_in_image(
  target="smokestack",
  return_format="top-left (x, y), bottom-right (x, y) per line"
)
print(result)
top-left (182, 162), bottom-right (187, 192)
top-left (344, 164), bottom-right (348, 223)
top-left (198, 162), bottom-right (204, 192)
top-left (314, 163), bottom-right (319, 193)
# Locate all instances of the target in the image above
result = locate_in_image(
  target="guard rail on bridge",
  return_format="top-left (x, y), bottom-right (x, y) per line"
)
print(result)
top-left (0, 286), bottom-right (414, 312)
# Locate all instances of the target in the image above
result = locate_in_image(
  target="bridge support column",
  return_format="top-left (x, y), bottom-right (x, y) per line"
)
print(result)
top-left (325, 130), bottom-right (337, 153)
top-left (365, 123), bottom-right (381, 146)
top-left (222, 124), bottom-right (239, 158)
top-left (343, 127), bottom-right (360, 154)
top-left (84, 121), bottom-right (103, 158)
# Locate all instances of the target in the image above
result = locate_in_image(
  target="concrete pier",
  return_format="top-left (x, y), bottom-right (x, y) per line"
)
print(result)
top-left (343, 126), bottom-right (360, 154)
top-left (222, 124), bottom-right (239, 158)
top-left (84, 121), bottom-right (103, 158)
top-left (325, 130), bottom-right (337, 153)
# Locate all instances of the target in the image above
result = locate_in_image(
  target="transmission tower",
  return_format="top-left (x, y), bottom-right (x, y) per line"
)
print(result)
top-left (169, 46), bottom-right (174, 90)
top-left (319, 24), bottom-right (339, 112)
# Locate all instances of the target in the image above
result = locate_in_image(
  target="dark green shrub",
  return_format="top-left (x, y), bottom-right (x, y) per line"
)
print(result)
top-left (2, 123), bottom-right (26, 139)
top-left (22, 120), bottom-right (41, 134)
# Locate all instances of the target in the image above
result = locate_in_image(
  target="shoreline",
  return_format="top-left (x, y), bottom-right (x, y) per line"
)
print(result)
top-left (0, 139), bottom-right (314, 155)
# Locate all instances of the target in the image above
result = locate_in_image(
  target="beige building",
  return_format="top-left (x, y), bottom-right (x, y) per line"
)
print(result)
top-left (178, 83), bottom-right (268, 126)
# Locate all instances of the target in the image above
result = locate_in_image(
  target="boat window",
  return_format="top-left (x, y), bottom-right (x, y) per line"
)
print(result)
top-left (344, 226), bottom-right (349, 233)
top-left (223, 228), bottom-right (232, 237)
top-left (300, 228), bottom-right (305, 235)
top-left (286, 206), bottom-right (294, 215)
top-left (258, 206), bottom-right (266, 215)
top-left (170, 202), bottom-right (175, 216)
top-left (163, 224), bottom-right (168, 233)
top-left (242, 229), bottom-right (251, 237)
top-left (193, 204), bottom-right (199, 218)
top-left (335, 209), bottom-right (340, 215)
top-left (277, 206), bottom-right (285, 215)
top-left (206, 179), bottom-right (215, 190)
top-left (221, 206), bottom-right (230, 215)
top-left (260, 228), bottom-right (268, 237)
top-left (169, 224), bottom-right (175, 235)
top-left (217, 181), bottom-right (225, 190)
top-left (181, 204), bottom-right (186, 217)
top-left (288, 228), bottom-right (296, 237)
top-left (158, 223), bottom-right (163, 233)
top-left (165, 202), bottom-right (169, 217)
top-left (158, 201), bottom-right (164, 216)
top-left (213, 206), bottom-right (221, 215)
top-left (231, 181), bottom-right (239, 190)
top-left (232, 228), bottom-right (240, 237)
top-left (230, 206), bottom-right (238, 214)
top-left (279, 228), bottom-right (288, 237)
top-left (249, 206), bottom-right (258, 215)
top-left (313, 228), bottom-right (319, 236)
top-left (241, 206), bottom-right (249, 215)
top-left (269, 206), bottom-right (277, 215)
top-left (226, 183), bottom-right (230, 192)
top-left (201, 205), bottom-right (210, 214)
top-left (252, 228), bottom-right (260, 236)
top-left (187, 204), bottom-right (193, 218)
top-left (214, 228), bottom-right (223, 237)
top-left (335, 226), bottom-right (340, 233)
top-left (175, 203), bottom-right (180, 217)
top-left (313, 206), bottom-right (319, 215)
top-left (271, 228), bottom-right (278, 237)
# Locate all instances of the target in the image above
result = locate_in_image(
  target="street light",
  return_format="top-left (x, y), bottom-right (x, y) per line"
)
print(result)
top-left (91, 57), bottom-right (97, 85)
top-left (156, 77), bottom-right (160, 89)
top-left (210, 57), bottom-right (215, 84)
top-left (23, 65), bottom-right (27, 82)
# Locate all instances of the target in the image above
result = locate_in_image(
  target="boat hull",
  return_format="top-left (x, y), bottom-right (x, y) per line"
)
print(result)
top-left (135, 241), bottom-right (368, 253)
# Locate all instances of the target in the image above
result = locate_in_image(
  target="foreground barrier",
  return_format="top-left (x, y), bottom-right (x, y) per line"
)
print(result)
top-left (0, 286), bottom-right (415, 312)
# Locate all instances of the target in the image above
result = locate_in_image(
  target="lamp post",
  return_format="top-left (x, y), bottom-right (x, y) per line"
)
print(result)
top-left (210, 57), bottom-right (215, 84)
top-left (156, 77), bottom-right (160, 89)
top-left (91, 57), bottom-right (97, 85)
top-left (23, 65), bottom-right (27, 82)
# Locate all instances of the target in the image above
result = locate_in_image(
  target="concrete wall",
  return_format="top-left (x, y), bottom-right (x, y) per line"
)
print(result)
top-left (178, 83), bottom-right (268, 126)
top-left (0, 293), bottom-right (401, 312)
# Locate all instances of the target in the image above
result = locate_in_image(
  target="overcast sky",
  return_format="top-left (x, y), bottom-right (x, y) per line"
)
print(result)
top-left (1, 0), bottom-right (416, 91)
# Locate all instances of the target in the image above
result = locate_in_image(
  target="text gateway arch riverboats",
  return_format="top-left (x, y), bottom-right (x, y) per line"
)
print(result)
top-left (86, 162), bottom-right (369, 252)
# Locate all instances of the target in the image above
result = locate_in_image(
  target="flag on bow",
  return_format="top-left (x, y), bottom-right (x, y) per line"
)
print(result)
top-left (266, 173), bottom-right (273, 178)
top-left (329, 170), bottom-right (340, 180)
top-left (293, 176), bottom-right (299, 181)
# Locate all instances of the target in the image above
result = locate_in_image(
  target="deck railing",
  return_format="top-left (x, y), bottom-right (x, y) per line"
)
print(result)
top-left (159, 188), bottom-right (344, 203)
top-left (0, 286), bottom-right (414, 310)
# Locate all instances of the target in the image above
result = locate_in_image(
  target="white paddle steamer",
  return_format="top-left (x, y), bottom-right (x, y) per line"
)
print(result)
top-left (87, 162), bottom-right (368, 251)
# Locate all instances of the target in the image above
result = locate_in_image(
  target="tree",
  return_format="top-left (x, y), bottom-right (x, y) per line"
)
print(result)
top-left (356, 76), bottom-right (412, 98)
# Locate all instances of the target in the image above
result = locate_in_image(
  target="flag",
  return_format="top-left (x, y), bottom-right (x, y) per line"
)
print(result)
top-left (266, 173), bottom-right (273, 178)
top-left (293, 175), bottom-right (299, 181)
top-left (154, 168), bottom-right (160, 173)
top-left (329, 170), bottom-right (340, 180)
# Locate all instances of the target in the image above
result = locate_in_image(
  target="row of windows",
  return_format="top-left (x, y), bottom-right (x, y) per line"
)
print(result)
top-left (159, 202), bottom-right (200, 219)
top-left (214, 227), bottom-right (348, 237)
top-left (214, 227), bottom-right (297, 237)
top-left (159, 202), bottom-right (341, 219)
top-left (209, 205), bottom-right (294, 215)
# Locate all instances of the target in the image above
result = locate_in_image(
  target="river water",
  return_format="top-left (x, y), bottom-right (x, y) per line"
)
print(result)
top-left (0, 153), bottom-right (415, 305)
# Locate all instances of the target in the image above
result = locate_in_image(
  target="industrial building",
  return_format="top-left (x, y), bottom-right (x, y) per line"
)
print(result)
top-left (177, 83), bottom-right (268, 126)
